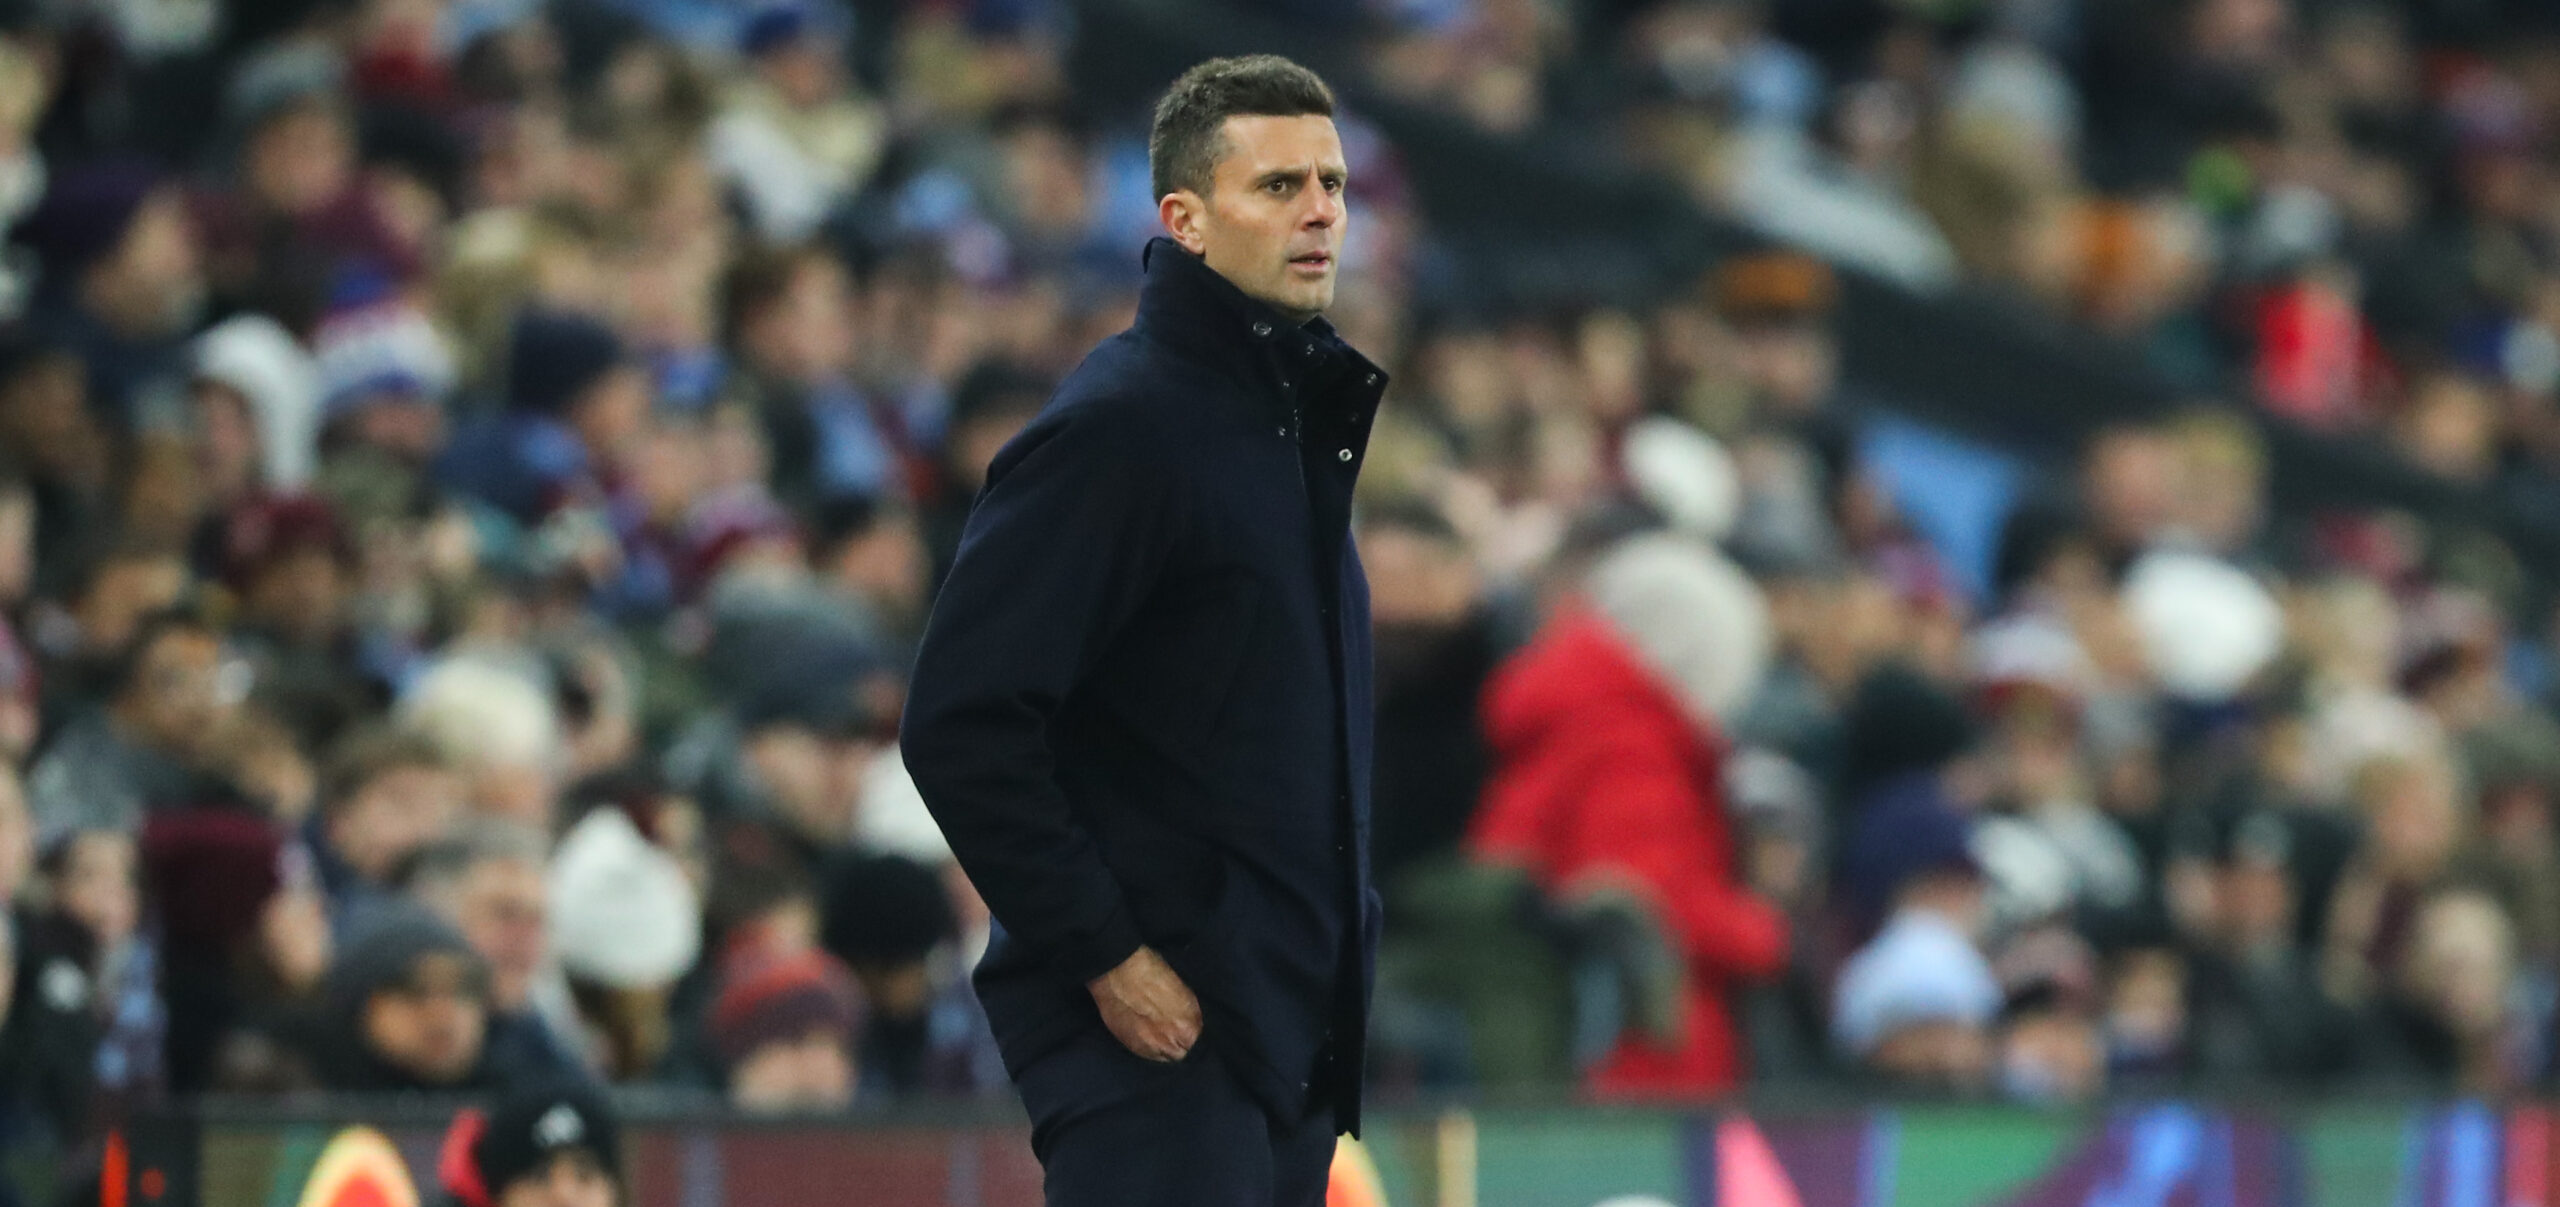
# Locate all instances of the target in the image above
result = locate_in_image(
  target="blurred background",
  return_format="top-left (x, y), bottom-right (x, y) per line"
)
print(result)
top-left (5, 0), bottom-right (2560, 1202)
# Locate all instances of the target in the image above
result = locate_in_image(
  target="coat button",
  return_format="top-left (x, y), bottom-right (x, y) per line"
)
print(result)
top-left (1365, 373), bottom-right (1380, 386)
top-left (1251, 321), bottom-right (1273, 337)
top-left (1337, 448), bottom-right (1353, 462)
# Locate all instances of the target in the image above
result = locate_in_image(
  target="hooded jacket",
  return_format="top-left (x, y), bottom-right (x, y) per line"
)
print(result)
top-left (1470, 534), bottom-right (1790, 1095)
top-left (320, 907), bottom-right (501, 1094)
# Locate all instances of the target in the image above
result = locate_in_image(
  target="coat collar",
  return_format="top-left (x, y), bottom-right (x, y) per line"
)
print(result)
top-left (1132, 237), bottom-right (1384, 419)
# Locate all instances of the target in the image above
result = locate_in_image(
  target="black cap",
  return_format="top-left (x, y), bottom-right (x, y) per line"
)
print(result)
top-left (459, 1079), bottom-right (621, 1203)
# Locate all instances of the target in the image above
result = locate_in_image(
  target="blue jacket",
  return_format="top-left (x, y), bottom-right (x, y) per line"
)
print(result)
top-left (901, 238), bottom-right (1385, 1135)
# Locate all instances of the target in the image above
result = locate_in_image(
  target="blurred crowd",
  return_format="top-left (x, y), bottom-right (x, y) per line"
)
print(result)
top-left (1360, 0), bottom-right (2560, 498)
top-left (1341, 0), bottom-right (2560, 1106)
top-left (0, 0), bottom-right (2556, 1199)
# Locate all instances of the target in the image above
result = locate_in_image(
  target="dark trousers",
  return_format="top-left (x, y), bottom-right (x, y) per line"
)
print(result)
top-left (1017, 1031), bottom-right (1338, 1207)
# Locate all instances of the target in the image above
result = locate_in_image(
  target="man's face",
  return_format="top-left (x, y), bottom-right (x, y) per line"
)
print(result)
top-left (498, 1153), bottom-right (617, 1207)
top-left (122, 630), bottom-right (227, 755)
top-left (762, 41), bottom-right (838, 111)
top-left (329, 764), bottom-right (463, 884)
top-left (2085, 429), bottom-right (2179, 547)
top-left (190, 383), bottom-right (262, 502)
top-left (729, 1029), bottom-right (854, 1113)
top-left (828, 515), bottom-right (927, 618)
top-left (1165, 114), bottom-right (1348, 323)
top-left (0, 354), bottom-right (91, 476)
top-left (248, 548), bottom-right (348, 645)
top-left (57, 832), bottom-right (138, 951)
top-left (362, 951), bottom-right (489, 1083)
top-left (450, 858), bottom-right (548, 1012)
top-left (750, 259), bottom-right (855, 385)
top-left (103, 191), bottom-right (205, 334)
top-left (572, 367), bottom-right (653, 463)
top-left (247, 104), bottom-right (354, 216)
top-left (1360, 528), bottom-right (1478, 627)
top-left (1731, 321), bottom-right (1836, 413)
top-left (742, 726), bottom-right (875, 845)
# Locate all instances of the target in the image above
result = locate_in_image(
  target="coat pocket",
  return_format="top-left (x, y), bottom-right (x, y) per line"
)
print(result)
top-left (1161, 849), bottom-right (1248, 1005)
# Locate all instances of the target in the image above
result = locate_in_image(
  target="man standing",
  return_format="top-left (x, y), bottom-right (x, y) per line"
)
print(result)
top-left (901, 55), bottom-right (1383, 1206)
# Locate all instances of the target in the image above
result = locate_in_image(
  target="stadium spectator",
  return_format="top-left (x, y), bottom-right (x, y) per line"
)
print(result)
top-left (406, 821), bottom-right (587, 1087)
top-left (816, 850), bottom-right (1000, 1098)
top-left (436, 1078), bottom-right (624, 1207)
top-left (313, 726), bottom-right (464, 914)
top-left (10, 163), bottom-right (203, 426)
top-left (1363, 498), bottom-right (1503, 890)
top-left (547, 807), bottom-right (702, 1083)
top-left (140, 809), bottom-right (329, 1094)
top-left (1473, 532), bottom-right (1789, 1096)
top-left (25, 606), bottom-right (230, 840)
top-left (322, 906), bottom-right (500, 1094)
top-left (708, 948), bottom-right (863, 1113)
top-left (1831, 774), bottom-right (1999, 1094)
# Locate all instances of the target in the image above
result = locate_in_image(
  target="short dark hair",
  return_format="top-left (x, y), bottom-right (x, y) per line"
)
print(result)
top-left (948, 357), bottom-right (1052, 429)
top-left (323, 724), bottom-right (449, 815)
top-left (1149, 55), bottom-right (1335, 201)
top-left (109, 604), bottom-right (217, 701)
top-left (808, 494), bottom-right (918, 565)
top-left (719, 243), bottom-right (837, 350)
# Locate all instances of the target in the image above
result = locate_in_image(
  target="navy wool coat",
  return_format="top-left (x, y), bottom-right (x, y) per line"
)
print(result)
top-left (901, 237), bottom-right (1386, 1135)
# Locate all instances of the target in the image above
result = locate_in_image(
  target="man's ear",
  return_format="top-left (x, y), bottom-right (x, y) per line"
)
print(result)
top-left (1159, 190), bottom-right (1209, 255)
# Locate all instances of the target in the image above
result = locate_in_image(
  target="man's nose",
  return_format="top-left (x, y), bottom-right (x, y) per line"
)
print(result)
top-left (1303, 186), bottom-right (1340, 228)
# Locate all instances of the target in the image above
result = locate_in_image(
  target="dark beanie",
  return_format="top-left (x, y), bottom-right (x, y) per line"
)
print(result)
top-left (505, 308), bottom-right (625, 417)
top-left (1836, 661), bottom-right (1977, 806)
top-left (439, 1079), bottom-right (621, 1207)
top-left (709, 950), bottom-right (863, 1069)
top-left (947, 358), bottom-right (1050, 429)
top-left (739, 2), bottom-right (813, 57)
top-left (820, 851), bottom-right (957, 969)
top-left (10, 159), bottom-right (165, 288)
top-left (325, 903), bottom-right (487, 1022)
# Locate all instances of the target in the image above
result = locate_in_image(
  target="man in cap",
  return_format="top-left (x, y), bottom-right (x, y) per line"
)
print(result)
top-left (436, 1079), bottom-right (621, 1207)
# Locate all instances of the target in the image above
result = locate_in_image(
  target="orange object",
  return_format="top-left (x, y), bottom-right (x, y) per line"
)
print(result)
top-left (293, 1127), bottom-right (420, 1207)
top-left (1328, 1135), bottom-right (1390, 1207)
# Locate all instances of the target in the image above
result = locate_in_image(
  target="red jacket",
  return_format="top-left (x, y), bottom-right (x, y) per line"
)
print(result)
top-left (1469, 609), bottom-right (1789, 1097)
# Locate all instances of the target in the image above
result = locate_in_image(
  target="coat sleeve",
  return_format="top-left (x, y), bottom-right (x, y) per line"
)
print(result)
top-left (899, 405), bottom-right (1175, 985)
top-left (1546, 732), bottom-right (1790, 983)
